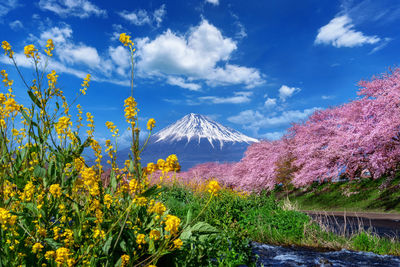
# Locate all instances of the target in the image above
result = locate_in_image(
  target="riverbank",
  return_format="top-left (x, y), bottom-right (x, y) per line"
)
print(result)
top-left (157, 182), bottom-right (400, 265)
top-left (273, 174), bottom-right (400, 213)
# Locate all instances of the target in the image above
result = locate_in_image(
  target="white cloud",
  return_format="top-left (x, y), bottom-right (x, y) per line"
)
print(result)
top-left (227, 110), bottom-right (263, 124)
top-left (9, 20), bottom-right (23, 30)
top-left (118, 5), bottom-right (166, 27)
top-left (0, 0), bottom-right (19, 18)
top-left (369, 37), bottom-right (392, 54)
top-left (199, 91), bottom-right (252, 104)
top-left (279, 85), bottom-right (300, 101)
top-left (137, 19), bottom-right (265, 89)
top-left (153, 4), bottom-right (166, 27)
top-left (259, 131), bottom-right (285, 140)
top-left (321, 95), bottom-right (335, 100)
top-left (205, 0), bottom-right (219, 5)
top-left (38, 0), bottom-right (107, 18)
top-left (228, 107), bottom-right (320, 136)
top-left (108, 46), bottom-right (130, 76)
top-left (264, 98), bottom-right (277, 108)
top-left (37, 25), bottom-right (101, 69)
top-left (167, 77), bottom-right (201, 91)
top-left (118, 10), bottom-right (151, 26)
top-left (315, 15), bottom-right (380, 48)
top-left (3, 24), bottom-right (131, 87)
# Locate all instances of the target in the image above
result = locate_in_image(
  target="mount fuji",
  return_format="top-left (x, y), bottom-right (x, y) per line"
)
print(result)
top-left (117, 113), bottom-right (259, 171)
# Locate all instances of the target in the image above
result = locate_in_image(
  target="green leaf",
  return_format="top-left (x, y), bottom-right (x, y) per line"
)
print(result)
top-left (119, 240), bottom-right (127, 251)
top-left (110, 170), bottom-right (117, 191)
top-left (114, 257), bottom-right (122, 267)
top-left (34, 166), bottom-right (46, 179)
top-left (102, 235), bottom-right (113, 254)
top-left (190, 222), bottom-right (219, 234)
top-left (45, 238), bottom-right (62, 250)
top-left (185, 209), bottom-right (193, 227)
top-left (128, 159), bottom-right (134, 174)
top-left (28, 90), bottom-right (42, 108)
top-left (179, 228), bottom-right (193, 242)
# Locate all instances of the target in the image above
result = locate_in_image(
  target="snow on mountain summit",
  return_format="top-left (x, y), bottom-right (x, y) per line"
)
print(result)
top-left (153, 113), bottom-right (259, 148)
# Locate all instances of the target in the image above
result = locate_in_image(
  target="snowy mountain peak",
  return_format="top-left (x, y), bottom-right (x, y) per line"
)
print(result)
top-left (153, 113), bottom-right (259, 149)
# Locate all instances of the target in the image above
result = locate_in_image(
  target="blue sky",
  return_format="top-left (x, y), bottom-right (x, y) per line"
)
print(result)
top-left (1, 0), bottom-right (400, 148)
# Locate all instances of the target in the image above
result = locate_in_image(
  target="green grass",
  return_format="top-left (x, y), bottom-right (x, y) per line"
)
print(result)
top-left (273, 175), bottom-right (400, 213)
top-left (156, 182), bottom-right (400, 266)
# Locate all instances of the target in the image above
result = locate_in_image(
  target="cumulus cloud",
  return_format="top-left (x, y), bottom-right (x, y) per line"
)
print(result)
top-left (264, 98), bottom-right (277, 108)
top-left (38, 0), bottom-right (107, 18)
top-left (136, 19), bottom-right (265, 89)
top-left (198, 91), bottom-right (252, 104)
top-left (9, 20), bottom-right (23, 30)
top-left (2, 24), bottom-right (130, 87)
top-left (279, 85), bottom-right (300, 101)
top-left (108, 46), bottom-right (130, 76)
top-left (315, 15), bottom-right (380, 48)
top-left (118, 5), bottom-right (166, 27)
top-left (167, 77), bottom-right (201, 91)
top-left (205, 0), bottom-right (219, 5)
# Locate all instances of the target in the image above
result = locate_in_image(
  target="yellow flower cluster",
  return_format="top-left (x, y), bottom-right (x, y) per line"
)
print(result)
top-left (1, 69), bottom-right (13, 87)
top-left (32, 242), bottom-right (44, 254)
top-left (124, 96), bottom-right (138, 124)
top-left (136, 233), bottom-right (146, 249)
top-left (55, 116), bottom-right (72, 136)
top-left (173, 238), bottom-right (183, 249)
top-left (207, 180), bottom-right (221, 196)
top-left (149, 229), bottom-right (161, 240)
top-left (119, 33), bottom-right (134, 47)
top-left (105, 121), bottom-right (119, 137)
top-left (164, 215), bottom-right (181, 235)
top-left (147, 118), bottom-right (156, 131)
top-left (121, 254), bottom-right (130, 267)
top-left (49, 184), bottom-right (62, 198)
top-left (80, 74), bottom-right (91, 95)
top-left (0, 208), bottom-right (17, 230)
top-left (47, 70), bottom-right (58, 92)
top-left (1, 40), bottom-right (13, 58)
top-left (55, 247), bottom-right (73, 266)
top-left (24, 44), bottom-right (38, 59)
top-left (45, 39), bottom-right (54, 57)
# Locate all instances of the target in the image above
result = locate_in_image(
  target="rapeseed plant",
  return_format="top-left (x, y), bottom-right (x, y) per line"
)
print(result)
top-left (0, 34), bottom-right (188, 266)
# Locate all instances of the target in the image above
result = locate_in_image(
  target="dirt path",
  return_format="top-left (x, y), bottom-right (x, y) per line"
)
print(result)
top-left (301, 210), bottom-right (400, 220)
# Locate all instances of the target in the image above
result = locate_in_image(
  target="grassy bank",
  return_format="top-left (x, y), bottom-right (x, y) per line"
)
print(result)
top-left (155, 182), bottom-right (400, 266)
top-left (272, 174), bottom-right (400, 213)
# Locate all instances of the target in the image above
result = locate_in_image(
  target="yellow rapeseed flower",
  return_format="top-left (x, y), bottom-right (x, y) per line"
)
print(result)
top-left (32, 242), bottom-right (44, 254)
top-left (1, 41), bottom-right (14, 58)
top-left (149, 229), bottom-right (161, 240)
top-left (136, 233), bottom-right (146, 248)
top-left (147, 118), bottom-right (156, 131)
top-left (173, 238), bottom-right (183, 249)
top-left (55, 247), bottom-right (71, 265)
top-left (45, 39), bottom-right (54, 57)
top-left (207, 180), bottom-right (221, 196)
top-left (24, 44), bottom-right (37, 58)
top-left (124, 96), bottom-right (138, 123)
top-left (164, 215), bottom-right (180, 235)
top-left (119, 33), bottom-right (134, 47)
top-left (49, 184), bottom-right (62, 198)
top-left (121, 254), bottom-right (130, 267)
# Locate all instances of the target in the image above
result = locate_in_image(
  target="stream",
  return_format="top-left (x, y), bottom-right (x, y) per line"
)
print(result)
top-left (251, 214), bottom-right (400, 266)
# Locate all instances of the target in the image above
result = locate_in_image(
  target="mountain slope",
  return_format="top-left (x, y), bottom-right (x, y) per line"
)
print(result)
top-left (117, 113), bottom-right (258, 171)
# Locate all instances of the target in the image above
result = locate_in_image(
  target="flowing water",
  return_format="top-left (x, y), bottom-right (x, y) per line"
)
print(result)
top-left (251, 215), bottom-right (400, 266)
top-left (251, 242), bottom-right (400, 267)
